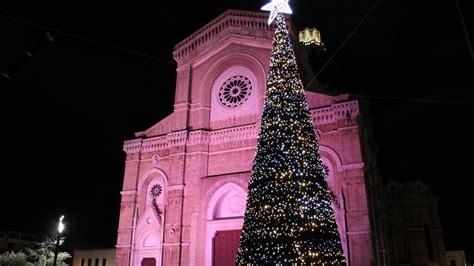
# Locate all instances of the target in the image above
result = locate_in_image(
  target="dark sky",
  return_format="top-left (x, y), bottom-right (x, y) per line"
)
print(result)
top-left (1, 0), bottom-right (473, 260)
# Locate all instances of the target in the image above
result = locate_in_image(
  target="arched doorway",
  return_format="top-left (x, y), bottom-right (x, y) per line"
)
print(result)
top-left (205, 182), bottom-right (247, 266)
top-left (133, 176), bottom-right (166, 266)
top-left (321, 155), bottom-right (348, 262)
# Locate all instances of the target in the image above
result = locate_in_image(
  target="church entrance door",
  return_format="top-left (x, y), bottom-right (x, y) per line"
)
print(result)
top-left (213, 230), bottom-right (242, 266)
top-left (141, 257), bottom-right (156, 266)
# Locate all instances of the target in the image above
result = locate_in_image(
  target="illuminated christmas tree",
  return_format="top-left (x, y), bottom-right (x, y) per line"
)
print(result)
top-left (236, 1), bottom-right (346, 264)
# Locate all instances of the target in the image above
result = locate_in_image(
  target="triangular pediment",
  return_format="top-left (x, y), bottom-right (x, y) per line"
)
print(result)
top-left (136, 205), bottom-right (162, 234)
top-left (134, 205), bottom-right (163, 251)
top-left (135, 113), bottom-right (174, 138)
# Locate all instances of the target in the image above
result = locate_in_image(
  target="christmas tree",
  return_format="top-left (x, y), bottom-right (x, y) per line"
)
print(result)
top-left (236, 1), bottom-right (346, 264)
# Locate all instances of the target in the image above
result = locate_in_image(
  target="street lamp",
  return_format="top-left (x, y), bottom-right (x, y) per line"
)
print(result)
top-left (53, 215), bottom-right (65, 266)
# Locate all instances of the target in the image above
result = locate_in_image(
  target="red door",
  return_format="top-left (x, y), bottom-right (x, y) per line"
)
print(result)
top-left (141, 258), bottom-right (156, 266)
top-left (213, 230), bottom-right (242, 266)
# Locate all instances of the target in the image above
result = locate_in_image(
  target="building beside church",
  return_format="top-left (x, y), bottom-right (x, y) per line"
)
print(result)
top-left (445, 250), bottom-right (468, 266)
top-left (0, 231), bottom-right (37, 252)
top-left (73, 248), bottom-right (116, 266)
top-left (116, 10), bottom-right (385, 266)
top-left (384, 180), bottom-right (448, 265)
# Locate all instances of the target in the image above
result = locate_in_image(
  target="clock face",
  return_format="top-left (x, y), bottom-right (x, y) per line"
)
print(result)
top-left (218, 75), bottom-right (253, 108)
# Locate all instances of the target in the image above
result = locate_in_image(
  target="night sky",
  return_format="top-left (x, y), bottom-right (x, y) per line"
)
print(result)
top-left (1, 0), bottom-right (473, 260)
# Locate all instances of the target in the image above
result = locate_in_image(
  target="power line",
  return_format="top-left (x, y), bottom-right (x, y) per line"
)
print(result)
top-left (0, 14), bottom-right (176, 65)
top-left (305, 0), bottom-right (382, 90)
top-left (455, 0), bottom-right (474, 61)
top-left (350, 94), bottom-right (474, 105)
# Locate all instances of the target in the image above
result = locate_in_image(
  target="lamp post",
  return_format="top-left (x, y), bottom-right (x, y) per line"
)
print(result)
top-left (53, 215), bottom-right (65, 266)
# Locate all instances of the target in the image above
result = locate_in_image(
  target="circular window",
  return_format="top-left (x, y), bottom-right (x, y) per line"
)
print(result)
top-left (150, 184), bottom-right (162, 198)
top-left (218, 75), bottom-right (252, 108)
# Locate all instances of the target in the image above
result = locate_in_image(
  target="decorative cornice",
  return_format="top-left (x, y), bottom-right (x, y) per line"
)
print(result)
top-left (142, 136), bottom-right (167, 152)
top-left (123, 139), bottom-right (142, 154)
top-left (162, 242), bottom-right (190, 246)
top-left (120, 190), bottom-right (137, 196)
top-left (168, 184), bottom-right (186, 191)
top-left (310, 100), bottom-right (359, 126)
top-left (166, 131), bottom-right (187, 147)
top-left (188, 130), bottom-right (210, 145)
top-left (209, 124), bottom-right (258, 145)
top-left (115, 244), bottom-right (131, 248)
top-left (173, 10), bottom-right (277, 64)
top-left (346, 230), bottom-right (371, 235)
top-left (123, 100), bottom-right (360, 154)
top-left (341, 162), bottom-right (365, 171)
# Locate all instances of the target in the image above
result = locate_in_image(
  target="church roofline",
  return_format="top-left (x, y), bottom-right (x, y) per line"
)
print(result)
top-left (172, 9), bottom-right (279, 63)
top-left (123, 99), bottom-right (361, 154)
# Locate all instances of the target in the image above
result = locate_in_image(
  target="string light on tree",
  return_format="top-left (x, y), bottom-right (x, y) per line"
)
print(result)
top-left (236, 0), bottom-right (346, 264)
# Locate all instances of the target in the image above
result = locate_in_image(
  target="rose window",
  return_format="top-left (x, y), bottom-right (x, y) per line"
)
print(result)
top-left (218, 75), bottom-right (252, 107)
top-left (150, 184), bottom-right (162, 198)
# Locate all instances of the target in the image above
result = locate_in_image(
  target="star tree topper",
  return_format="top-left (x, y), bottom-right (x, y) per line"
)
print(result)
top-left (261, 0), bottom-right (293, 25)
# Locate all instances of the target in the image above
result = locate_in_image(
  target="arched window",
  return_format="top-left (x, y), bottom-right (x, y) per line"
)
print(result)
top-left (213, 188), bottom-right (246, 219)
top-left (133, 170), bottom-right (167, 266)
top-left (206, 182), bottom-right (247, 220)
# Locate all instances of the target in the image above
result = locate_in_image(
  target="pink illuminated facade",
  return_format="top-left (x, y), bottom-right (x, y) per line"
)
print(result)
top-left (116, 10), bottom-right (384, 266)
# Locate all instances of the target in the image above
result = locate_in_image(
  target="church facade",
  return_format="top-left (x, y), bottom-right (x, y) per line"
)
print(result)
top-left (116, 10), bottom-right (384, 266)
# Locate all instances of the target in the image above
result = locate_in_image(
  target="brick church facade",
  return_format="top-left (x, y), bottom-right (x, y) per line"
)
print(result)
top-left (116, 10), bottom-right (385, 266)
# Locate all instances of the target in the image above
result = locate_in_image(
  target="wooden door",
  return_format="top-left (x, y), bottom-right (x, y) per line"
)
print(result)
top-left (141, 257), bottom-right (156, 266)
top-left (213, 230), bottom-right (242, 266)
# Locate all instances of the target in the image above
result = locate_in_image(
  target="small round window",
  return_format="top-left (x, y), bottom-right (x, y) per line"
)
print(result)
top-left (218, 75), bottom-right (252, 108)
top-left (150, 184), bottom-right (162, 198)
